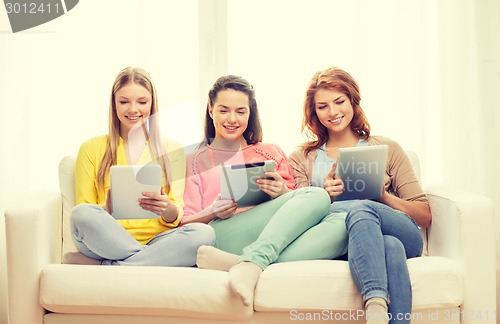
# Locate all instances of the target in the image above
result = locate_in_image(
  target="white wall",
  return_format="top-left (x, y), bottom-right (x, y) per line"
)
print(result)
top-left (476, 1), bottom-right (500, 320)
top-left (1, 0), bottom-right (499, 323)
top-left (0, 1), bottom-right (202, 323)
top-left (224, 12), bottom-right (500, 318)
top-left (224, 0), bottom-right (491, 191)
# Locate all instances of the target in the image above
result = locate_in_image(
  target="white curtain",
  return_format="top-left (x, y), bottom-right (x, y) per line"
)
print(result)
top-left (1, 1), bottom-right (499, 322)
top-left (224, 0), bottom-right (499, 312)
top-left (224, 0), bottom-right (494, 193)
top-left (0, 1), bottom-right (202, 321)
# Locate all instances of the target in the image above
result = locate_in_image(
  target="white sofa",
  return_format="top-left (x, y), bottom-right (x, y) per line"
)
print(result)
top-left (4, 154), bottom-right (496, 324)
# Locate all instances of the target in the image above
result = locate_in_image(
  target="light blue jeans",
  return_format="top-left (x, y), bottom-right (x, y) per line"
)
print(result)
top-left (71, 203), bottom-right (216, 266)
top-left (209, 187), bottom-right (347, 269)
top-left (344, 200), bottom-right (423, 324)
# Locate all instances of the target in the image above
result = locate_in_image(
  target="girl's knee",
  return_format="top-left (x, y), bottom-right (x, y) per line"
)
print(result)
top-left (301, 186), bottom-right (331, 212)
top-left (383, 235), bottom-right (405, 255)
top-left (348, 200), bottom-right (379, 213)
top-left (70, 204), bottom-right (110, 233)
top-left (71, 203), bottom-right (95, 226)
top-left (184, 223), bottom-right (216, 246)
top-left (296, 186), bottom-right (327, 197)
top-left (284, 187), bottom-right (331, 216)
top-left (345, 200), bottom-right (381, 227)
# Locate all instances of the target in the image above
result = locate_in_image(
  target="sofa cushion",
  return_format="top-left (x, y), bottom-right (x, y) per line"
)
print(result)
top-left (41, 258), bottom-right (462, 320)
top-left (40, 264), bottom-right (253, 320)
top-left (254, 257), bottom-right (463, 311)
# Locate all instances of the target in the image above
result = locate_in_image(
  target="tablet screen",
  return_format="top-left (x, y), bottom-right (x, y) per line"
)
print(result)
top-left (110, 164), bottom-right (162, 219)
top-left (220, 160), bottom-right (275, 207)
top-left (335, 145), bottom-right (388, 201)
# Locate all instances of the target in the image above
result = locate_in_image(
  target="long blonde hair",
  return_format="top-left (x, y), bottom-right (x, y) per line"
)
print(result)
top-left (96, 67), bottom-right (170, 193)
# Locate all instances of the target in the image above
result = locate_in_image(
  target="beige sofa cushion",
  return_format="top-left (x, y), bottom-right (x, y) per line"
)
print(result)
top-left (41, 257), bottom-right (462, 319)
top-left (40, 264), bottom-right (253, 320)
top-left (254, 257), bottom-right (463, 312)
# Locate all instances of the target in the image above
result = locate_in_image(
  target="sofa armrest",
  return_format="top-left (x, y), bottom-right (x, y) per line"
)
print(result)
top-left (4, 191), bottom-right (62, 324)
top-left (425, 184), bottom-right (496, 324)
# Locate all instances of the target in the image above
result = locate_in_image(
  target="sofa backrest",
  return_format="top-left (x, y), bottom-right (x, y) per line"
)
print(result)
top-left (405, 151), bottom-right (428, 255)
top-left (59, 156), bottom-right (77, 255)
top-left (406, 151), bottom-right (421, 182)
top-left (58, 151), bottom-right (426, 258)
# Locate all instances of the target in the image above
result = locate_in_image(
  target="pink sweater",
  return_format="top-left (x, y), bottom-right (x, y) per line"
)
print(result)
top-left (182, 143), bottom-right (296, 222)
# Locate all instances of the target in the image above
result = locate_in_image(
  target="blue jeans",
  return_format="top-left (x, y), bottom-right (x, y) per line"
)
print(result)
top-left (71, 204), bottom-right (216, 266)
top-left (344, 200), bottom-right (422, 324)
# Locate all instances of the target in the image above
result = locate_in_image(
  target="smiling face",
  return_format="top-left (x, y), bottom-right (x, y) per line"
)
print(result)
top-left (314, 88), bottom-right (355, 137)
top-left (114, 82), bottom-right (152, 138)
top-left (209, 89), bottom-right (250, 145)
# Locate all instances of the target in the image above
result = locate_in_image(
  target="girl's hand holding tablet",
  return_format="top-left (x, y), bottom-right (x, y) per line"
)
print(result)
top-left (256, 171), bottom-right (290, 199)
top-left (211, 194), bottom-right (237, 220)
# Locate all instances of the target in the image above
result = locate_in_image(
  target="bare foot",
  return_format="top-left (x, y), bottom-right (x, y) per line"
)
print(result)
top-left (196, 245), bottom-right (239, 271)
top-left (228, 261), bottom-right (262, 306)
top-left (62, 252), bottom-right (101, 265)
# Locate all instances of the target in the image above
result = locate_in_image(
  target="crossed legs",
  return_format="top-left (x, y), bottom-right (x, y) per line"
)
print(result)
top-left (345, 200), bottom-right (423, 324)
top-left (67, 203), bottom-right (215, 266)
top-left (201, 187), bottom-right (346, 306)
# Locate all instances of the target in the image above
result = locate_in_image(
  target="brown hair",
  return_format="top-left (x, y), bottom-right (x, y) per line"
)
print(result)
top-left (301, 67), bottom-right (370, 155)
top-left (203, 75), bottom-right (263, 145)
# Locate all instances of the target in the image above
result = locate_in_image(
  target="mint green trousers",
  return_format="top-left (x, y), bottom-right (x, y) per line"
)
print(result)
top-left (209, 187), bottom-right (348, 269)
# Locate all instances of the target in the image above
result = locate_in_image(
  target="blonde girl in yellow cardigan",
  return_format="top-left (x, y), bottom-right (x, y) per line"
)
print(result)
top-left (63, 67), bottom-right (215, 266)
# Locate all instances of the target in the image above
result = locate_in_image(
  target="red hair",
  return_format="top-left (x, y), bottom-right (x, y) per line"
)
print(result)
top-left (301, 67), bottom-right (370, 155)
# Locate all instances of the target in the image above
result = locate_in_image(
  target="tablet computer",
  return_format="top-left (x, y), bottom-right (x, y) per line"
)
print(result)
top-left (110, 164), bottom-right (162, 219)
top-left (220, 160), bottom-right (276, 207)
top-left (334, 144), bottom-right (388, 201)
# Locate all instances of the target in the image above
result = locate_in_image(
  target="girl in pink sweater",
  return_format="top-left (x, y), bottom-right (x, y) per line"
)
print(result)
top-left (182, 75), bottom-right (343, 307)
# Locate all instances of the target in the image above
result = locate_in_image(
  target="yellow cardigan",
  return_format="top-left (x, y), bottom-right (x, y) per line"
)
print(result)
top-left (75, 135), bottom-right (186, 245)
